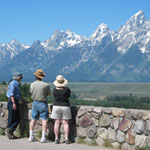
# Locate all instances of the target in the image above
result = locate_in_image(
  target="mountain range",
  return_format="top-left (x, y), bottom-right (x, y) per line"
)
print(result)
top-left (0, 10), bottom-right (150, 82)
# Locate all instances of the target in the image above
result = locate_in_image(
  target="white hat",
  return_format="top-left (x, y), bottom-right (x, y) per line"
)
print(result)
top-left (53, 75), bottom-right (68, 87)
top-left (13, 72), bottom-right (23, 80)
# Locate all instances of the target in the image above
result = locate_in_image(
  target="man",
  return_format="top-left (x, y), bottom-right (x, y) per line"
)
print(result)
top-left (29, 69), bottom-right (51, 143)
top-left (6, 73), bottom-right (23, 139)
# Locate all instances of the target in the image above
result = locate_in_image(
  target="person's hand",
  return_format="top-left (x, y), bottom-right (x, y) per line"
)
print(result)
top-left (12, 103), bottom-right (17, 110)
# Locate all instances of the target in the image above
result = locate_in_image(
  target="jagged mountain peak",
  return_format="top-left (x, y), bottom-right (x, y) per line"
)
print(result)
top-left (126, 10), bottom-right (146, 28)
top-left (51, 29), bottom-right (62, 38)
top-left (0, 39), bottom-right (30, 62)
top-left (1, 10), bottom-right (150, 82)
top-left (65, 29), bottom-right (82, 39)
top-left (0, 39), bottom-right (30, 49)
top-left (90, 23), bottom-right (117, 42)
top-left (118, 10), bottom-right (146, 34)
top-left (9, 39), bottom-right (20, 45)
top-left (31, 40), bottom-right (44, 50)
top-left (0, 39), bottom-right (21, 47)
top-left (32, 40), bottom-right (41, 46)
top-left (134, 10), bottom-right (144, 17)
top-left (50, 29), bottom-right (82, 39)
top-left (66, 29), bottom-right (73, 34)
top-left (117, 10), bottom-right (149, 54)
top-left (42, 29), bottom-right (84, 50)
top-left (130, 10), bottom-right (145, 20)
top-left (90, 23), bottom-right (109, 38)
top-left (96, 23), bottom-right (109, 32)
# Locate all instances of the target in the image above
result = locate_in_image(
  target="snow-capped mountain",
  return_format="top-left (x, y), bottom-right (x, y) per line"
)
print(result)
top-left (0, 10), bottom-right (150, 82)
top-left (90, 23), bottom-right (117, 41)
top-left (41, 29), bottom-right (86, 50)
top-left (117, 10), bottom-right (150, 53)
top-left (0, 39), bottom-right (30, 65)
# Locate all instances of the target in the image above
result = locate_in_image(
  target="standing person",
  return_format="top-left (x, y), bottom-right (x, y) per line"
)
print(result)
top-left (51, 75), bottom-right (72, 144)
top-left (6, 73), bottom-right (23, 139)
top-left (29, 69), bottom-right (51, 143)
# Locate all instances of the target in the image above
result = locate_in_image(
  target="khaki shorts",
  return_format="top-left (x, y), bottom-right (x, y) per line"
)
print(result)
top-left (51, 106), bottom-right (72, 120)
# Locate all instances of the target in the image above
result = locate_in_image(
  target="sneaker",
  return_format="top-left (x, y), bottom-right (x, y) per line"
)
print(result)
top-left (55, 139), bottom-right (60, 144)
top-left (6, 128), bottom-right (13, 140)
top-left (40, 138), bottom-right (47, 143)
top-left (28, 137), bottom-right (37, 142)
top-left (65, 139), bottom-right (70, 144)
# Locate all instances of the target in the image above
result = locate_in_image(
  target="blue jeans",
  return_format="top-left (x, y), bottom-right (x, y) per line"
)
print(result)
top-left (31, 101), bottom-right (49, 120)
top-left (7, 99), bottom-right (20, 132)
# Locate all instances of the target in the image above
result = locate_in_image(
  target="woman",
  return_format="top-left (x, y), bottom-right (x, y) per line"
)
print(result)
top-left (51, 75), bottom-right (72, 144)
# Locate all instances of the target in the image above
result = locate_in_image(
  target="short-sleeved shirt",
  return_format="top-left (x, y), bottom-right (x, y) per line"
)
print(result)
top-left (30, 80), bottom-right (51, 101)
top-left (53, 87), bottom-right (71, 106)
top-left (6, 80), bottom-right (21, 100)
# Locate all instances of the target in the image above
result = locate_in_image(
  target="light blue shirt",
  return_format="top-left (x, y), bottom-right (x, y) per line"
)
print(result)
top-left (6, 80), bottom-right (21, 100)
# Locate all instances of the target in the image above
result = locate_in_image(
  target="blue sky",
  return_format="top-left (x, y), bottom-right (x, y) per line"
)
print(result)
top-left (0, 0), bottom-right (150, 45)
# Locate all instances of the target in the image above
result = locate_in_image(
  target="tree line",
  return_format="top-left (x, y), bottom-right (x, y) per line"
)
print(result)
top-left (1, 83), bottom-right (150, 110)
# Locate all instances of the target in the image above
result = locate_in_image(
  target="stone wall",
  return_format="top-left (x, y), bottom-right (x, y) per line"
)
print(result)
top-left (0, 102), bottom-right (150, 150)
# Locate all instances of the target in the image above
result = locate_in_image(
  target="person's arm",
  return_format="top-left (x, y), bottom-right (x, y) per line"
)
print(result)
top-left (11, 96), bottom-right (17, 110)
top-left (8, 82), bottom-right (17, 110)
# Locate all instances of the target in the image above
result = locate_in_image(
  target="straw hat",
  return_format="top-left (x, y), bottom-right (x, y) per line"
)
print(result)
top-left (53, 75), bottom-right (68, 87)
top-left (34, 69), bottom-right (45, 79)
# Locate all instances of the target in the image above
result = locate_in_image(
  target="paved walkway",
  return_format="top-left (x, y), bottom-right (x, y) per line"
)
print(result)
top-left (0, 136), bottom-right (113, 150)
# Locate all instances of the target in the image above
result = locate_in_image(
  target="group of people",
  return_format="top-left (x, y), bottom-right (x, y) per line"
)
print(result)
top-left (6, 69), bottom-right (72, 144)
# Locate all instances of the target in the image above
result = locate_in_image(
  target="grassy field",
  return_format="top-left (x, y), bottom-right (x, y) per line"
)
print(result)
top-left (1, 82), bottom-right (150, 100)
top-left (67, 82), bottom-right (150, 100)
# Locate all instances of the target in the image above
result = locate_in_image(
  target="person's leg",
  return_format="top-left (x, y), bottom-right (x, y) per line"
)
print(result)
top-left (6, 100), bottom-right (13, 139)
top-left (39, 102), bottom-right (49, 143)
top-left (62, 120), bottom-right (69, 140)
top-left (7, 101), bottom-right (13, 129)
top-left (15, 104), bottom-right (20, 129)
top-left (54, 119), bottom-right (61, 141)
top-left (42, 119), bottom-right (47, 131)
top-left (29, 101), bottom-right (39, 141)
top-left (40, 120), bottom-right (47, 142)
top-left (29, 120), bottom-right (37, 141)
top-left (29, 120), bottom-right (36, 131)
top-left (62, 106), bottom-right (71, 143)
top-left (51, 106), bottom-right (62, 143)
top-left (11, 103), bottom-right (20, 133)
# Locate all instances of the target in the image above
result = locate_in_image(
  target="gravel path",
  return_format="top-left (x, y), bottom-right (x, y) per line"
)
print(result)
top-left (0, 136), bottom-right (113, 150)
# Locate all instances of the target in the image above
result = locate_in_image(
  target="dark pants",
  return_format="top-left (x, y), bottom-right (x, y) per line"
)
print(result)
top-left (7, 99), bottom-right (20, 133)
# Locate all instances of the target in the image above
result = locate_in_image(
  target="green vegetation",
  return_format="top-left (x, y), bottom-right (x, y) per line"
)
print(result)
top-left (0, 128), bottom-right (5, 135)
top-left (1, 82), bottom-right (150, 110)
top-left (36, 130), bottom-right (42, 139)
top-left (0, 93), bottom-right (7, 102)
top-left (103, 139), bottom-right (113, 148)
top-left (1, 81), bottom-right (7, 85)
top-left (20, 83), bottom-right (32, 102)
top-left (88, 139), bottom-right (98, 146)
top-left (75, 137), bottom-right (86, 144)
top-left (136, 147), bottom-right (150, 150)
top-left (68, 82), bottom-right (150, 99)
top-left (47, 95), bottom-right (150, 110)
top-left (0, 83), bottom-right (7, 102)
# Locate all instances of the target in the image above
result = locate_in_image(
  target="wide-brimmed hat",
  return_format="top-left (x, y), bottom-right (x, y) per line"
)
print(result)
top-left (34, 69), bottom-right (45, 79)
top-left (53, 75), bottom-right (68, 87)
